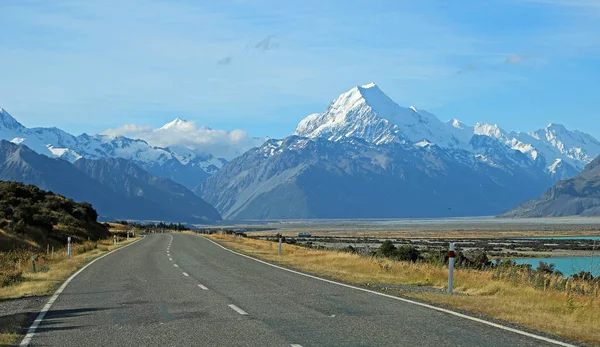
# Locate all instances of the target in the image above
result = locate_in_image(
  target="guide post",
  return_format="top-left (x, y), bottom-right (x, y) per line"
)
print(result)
top-left (448, 243), bottom-right (455, 294)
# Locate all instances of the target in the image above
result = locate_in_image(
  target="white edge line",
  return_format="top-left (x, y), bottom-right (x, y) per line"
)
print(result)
top-left (228, 304), bottom-right (248, 315)
top-left (19, 236), bottom-right (146, 346)
top-left (201, 236), bottom-right (576, 347)
top-left (182, 272), bottom-right (189, 277)
top-left (198, 284), bottom-right (209, 290)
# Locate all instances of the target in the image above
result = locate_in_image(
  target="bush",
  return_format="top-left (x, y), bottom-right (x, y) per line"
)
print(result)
top-left (393, 246), bottom-right (421, 262)
top-left (377, 241), bottom-right (421, 262)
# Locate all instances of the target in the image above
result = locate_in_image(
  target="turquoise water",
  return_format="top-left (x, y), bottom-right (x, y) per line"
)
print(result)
top-left (521, 236), bottom-right (600, 241)
top-left (513, 256), bottom-right (600, 277)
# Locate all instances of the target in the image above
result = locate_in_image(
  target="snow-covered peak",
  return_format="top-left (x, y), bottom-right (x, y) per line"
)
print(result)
top-left (447, 119), bottom-right (466, 129)
top-left (160, 118), bottom-right (190, 130)
top-left (295, 83), bottom-right (466, 148)
top-left (474, 122), bottom-right (505, 139)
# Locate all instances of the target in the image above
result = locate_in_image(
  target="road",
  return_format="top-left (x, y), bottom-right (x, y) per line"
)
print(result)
top-left (21, 234), bottom-right (573, 347)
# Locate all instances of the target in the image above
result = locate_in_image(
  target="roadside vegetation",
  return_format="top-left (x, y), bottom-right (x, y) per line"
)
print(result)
top-left (0, 181), bottom-right (139, 346)
top-left (206, 233), bottom-right (600, 346)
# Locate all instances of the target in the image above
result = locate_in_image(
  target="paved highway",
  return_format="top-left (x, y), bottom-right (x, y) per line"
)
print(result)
top-left (21, 234), bottom-right (574, 347)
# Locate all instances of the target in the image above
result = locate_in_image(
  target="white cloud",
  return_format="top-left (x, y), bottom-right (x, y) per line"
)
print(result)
top-left (102, 119), bottom-right (265, 160)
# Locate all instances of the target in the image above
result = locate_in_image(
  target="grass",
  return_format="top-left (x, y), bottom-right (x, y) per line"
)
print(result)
top-left (0, 236), bottom-right (140, 346)
top-left (206, 234), bottom-right (600, 346)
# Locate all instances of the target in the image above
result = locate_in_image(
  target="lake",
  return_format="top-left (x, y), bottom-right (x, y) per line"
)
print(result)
top-left (514, 256), bottom-right (600, 277)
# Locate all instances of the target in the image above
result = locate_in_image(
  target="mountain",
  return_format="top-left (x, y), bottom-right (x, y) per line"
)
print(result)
top-left (502, 155), bottom-right (600, 217)
top-left (73, 157), bottom-right (221, 222)
top-left (0, 140), bottom-right (221, 223)
top-left (294, 83), bottom-right (598, 180)
top-left (202, 83), bottom-right (597, 220)
top-left (201, 136), bottom-right (553, 219)
top-left (0, 107), bottom-right (225, 190)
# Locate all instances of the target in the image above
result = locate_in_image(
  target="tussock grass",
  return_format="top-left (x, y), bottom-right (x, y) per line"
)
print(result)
top-left (207, 234), bottom-right (600, 345)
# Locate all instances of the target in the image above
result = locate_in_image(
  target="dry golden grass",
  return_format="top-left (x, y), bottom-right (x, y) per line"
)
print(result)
top-left (253, 229), bottom-right (600, 239)
top-left (0, 236), bottom-right (140, 345)
top-left (206, 234), bottom-right (600, 345)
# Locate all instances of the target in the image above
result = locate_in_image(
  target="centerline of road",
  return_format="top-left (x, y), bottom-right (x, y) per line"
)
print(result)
top-left (228, 304), bottom-right (248, 316)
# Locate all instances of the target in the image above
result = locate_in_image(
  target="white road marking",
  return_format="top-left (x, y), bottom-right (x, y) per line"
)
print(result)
top-left (198, 284), bottom-right (209, 290)
top-left (19, 236), bottom-right (146, 346)
top-left (182, 272), bottom-right (189, 277)
top-left (228, 304), bottom-right (248, 315)
top-left (169, 258), bottom-right (173, 261)
top-left (174, 264), bottom-right (179, 267)
top-left (202, 237), bottom-right (576, 347)
top-left (291, 345), bottom-right (303, 347)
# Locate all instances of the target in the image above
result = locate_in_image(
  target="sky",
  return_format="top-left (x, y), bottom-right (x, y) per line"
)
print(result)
top-left (1, 0), bottom-right (599, 142)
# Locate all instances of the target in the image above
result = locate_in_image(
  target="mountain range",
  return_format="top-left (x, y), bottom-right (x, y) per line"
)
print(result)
top-left (0, 140), bottom-right (221, 223)
top-left (0, 107), bottom-right (225, 191)
top-left (3, 83), bottom-right (600, 220)
top-left (201, 83), bottom-right (600, 219)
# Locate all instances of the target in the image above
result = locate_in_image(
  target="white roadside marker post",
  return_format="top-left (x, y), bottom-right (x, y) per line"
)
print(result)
top-left (31, 256), bottom-right (36, 273)
top-left (67, 237), bottom-right (72, 260)
top-left (114, 235), bottom-right (117, 246)
top-left (448, 243), bottom-right (455, 294)
top-left (233, 232), bottom-right (236, 242)
top-left (278, 234), bottom-right (283, 256)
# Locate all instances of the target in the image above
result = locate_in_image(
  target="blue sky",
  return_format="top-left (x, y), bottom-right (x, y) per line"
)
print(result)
top-left (1, 0), bottom-right (599, 139)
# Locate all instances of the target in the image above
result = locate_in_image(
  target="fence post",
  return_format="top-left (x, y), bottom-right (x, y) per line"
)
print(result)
top-left (31, 256), bottom-right (36, 273)
top-left (67, 237), bottom-right (72, 260)
top-left (448, 243), bottom-right (455, 294)
top-left (47, 244), bottom-right (49, 255)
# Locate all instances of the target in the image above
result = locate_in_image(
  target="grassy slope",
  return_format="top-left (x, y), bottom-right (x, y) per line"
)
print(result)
top-left (205, 234), bottom-right (600, 346)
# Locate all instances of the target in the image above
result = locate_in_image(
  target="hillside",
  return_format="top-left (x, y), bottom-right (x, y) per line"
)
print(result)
top-left (503, 155), bottom-right (600, 217)
top-left (0, 181), bottom-right (110, 251)
top-left (74, 157), bottom-right (221, 223)
top-left (0, 140), bottom-right (221, 223)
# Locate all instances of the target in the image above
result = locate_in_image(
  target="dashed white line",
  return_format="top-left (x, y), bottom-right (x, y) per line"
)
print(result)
top-left (168, 258), bottom-right (173, 261)
top-left (182, 272), bottom-right (189, 277)
top-left (290, 345), bottom-right (303, 347)
top-left (174, 264), bottom-right (179, 268)
top-left (198, 284), bottom-right (209, 290)
top-left (228, 304), bottom-right (248, 316)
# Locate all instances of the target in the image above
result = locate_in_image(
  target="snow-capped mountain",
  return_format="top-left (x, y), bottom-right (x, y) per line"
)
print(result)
top-left (202, 83), bottom-right (600, 219)
top-left (295, 83), bottom-right (598, 179)
top-left (0, 108), bottom-right (227, 190)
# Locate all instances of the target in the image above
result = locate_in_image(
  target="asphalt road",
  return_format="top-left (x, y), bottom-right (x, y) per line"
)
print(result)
top-left (22, 234), bottom-right (573, 347)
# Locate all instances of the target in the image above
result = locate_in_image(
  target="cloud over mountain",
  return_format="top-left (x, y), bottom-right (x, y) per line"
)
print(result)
top-left (102, 119), bottom-right (265, 160)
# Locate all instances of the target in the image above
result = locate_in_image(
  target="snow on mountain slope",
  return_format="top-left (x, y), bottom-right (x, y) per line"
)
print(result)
top-left (294, 83), bottom-right (599, 178)
top-left (295, 83), bottom-right (466, 149)
top-left (512, 124), bottom-right (600, 171)
top-left (0, 108), bottom-right (228, 189)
